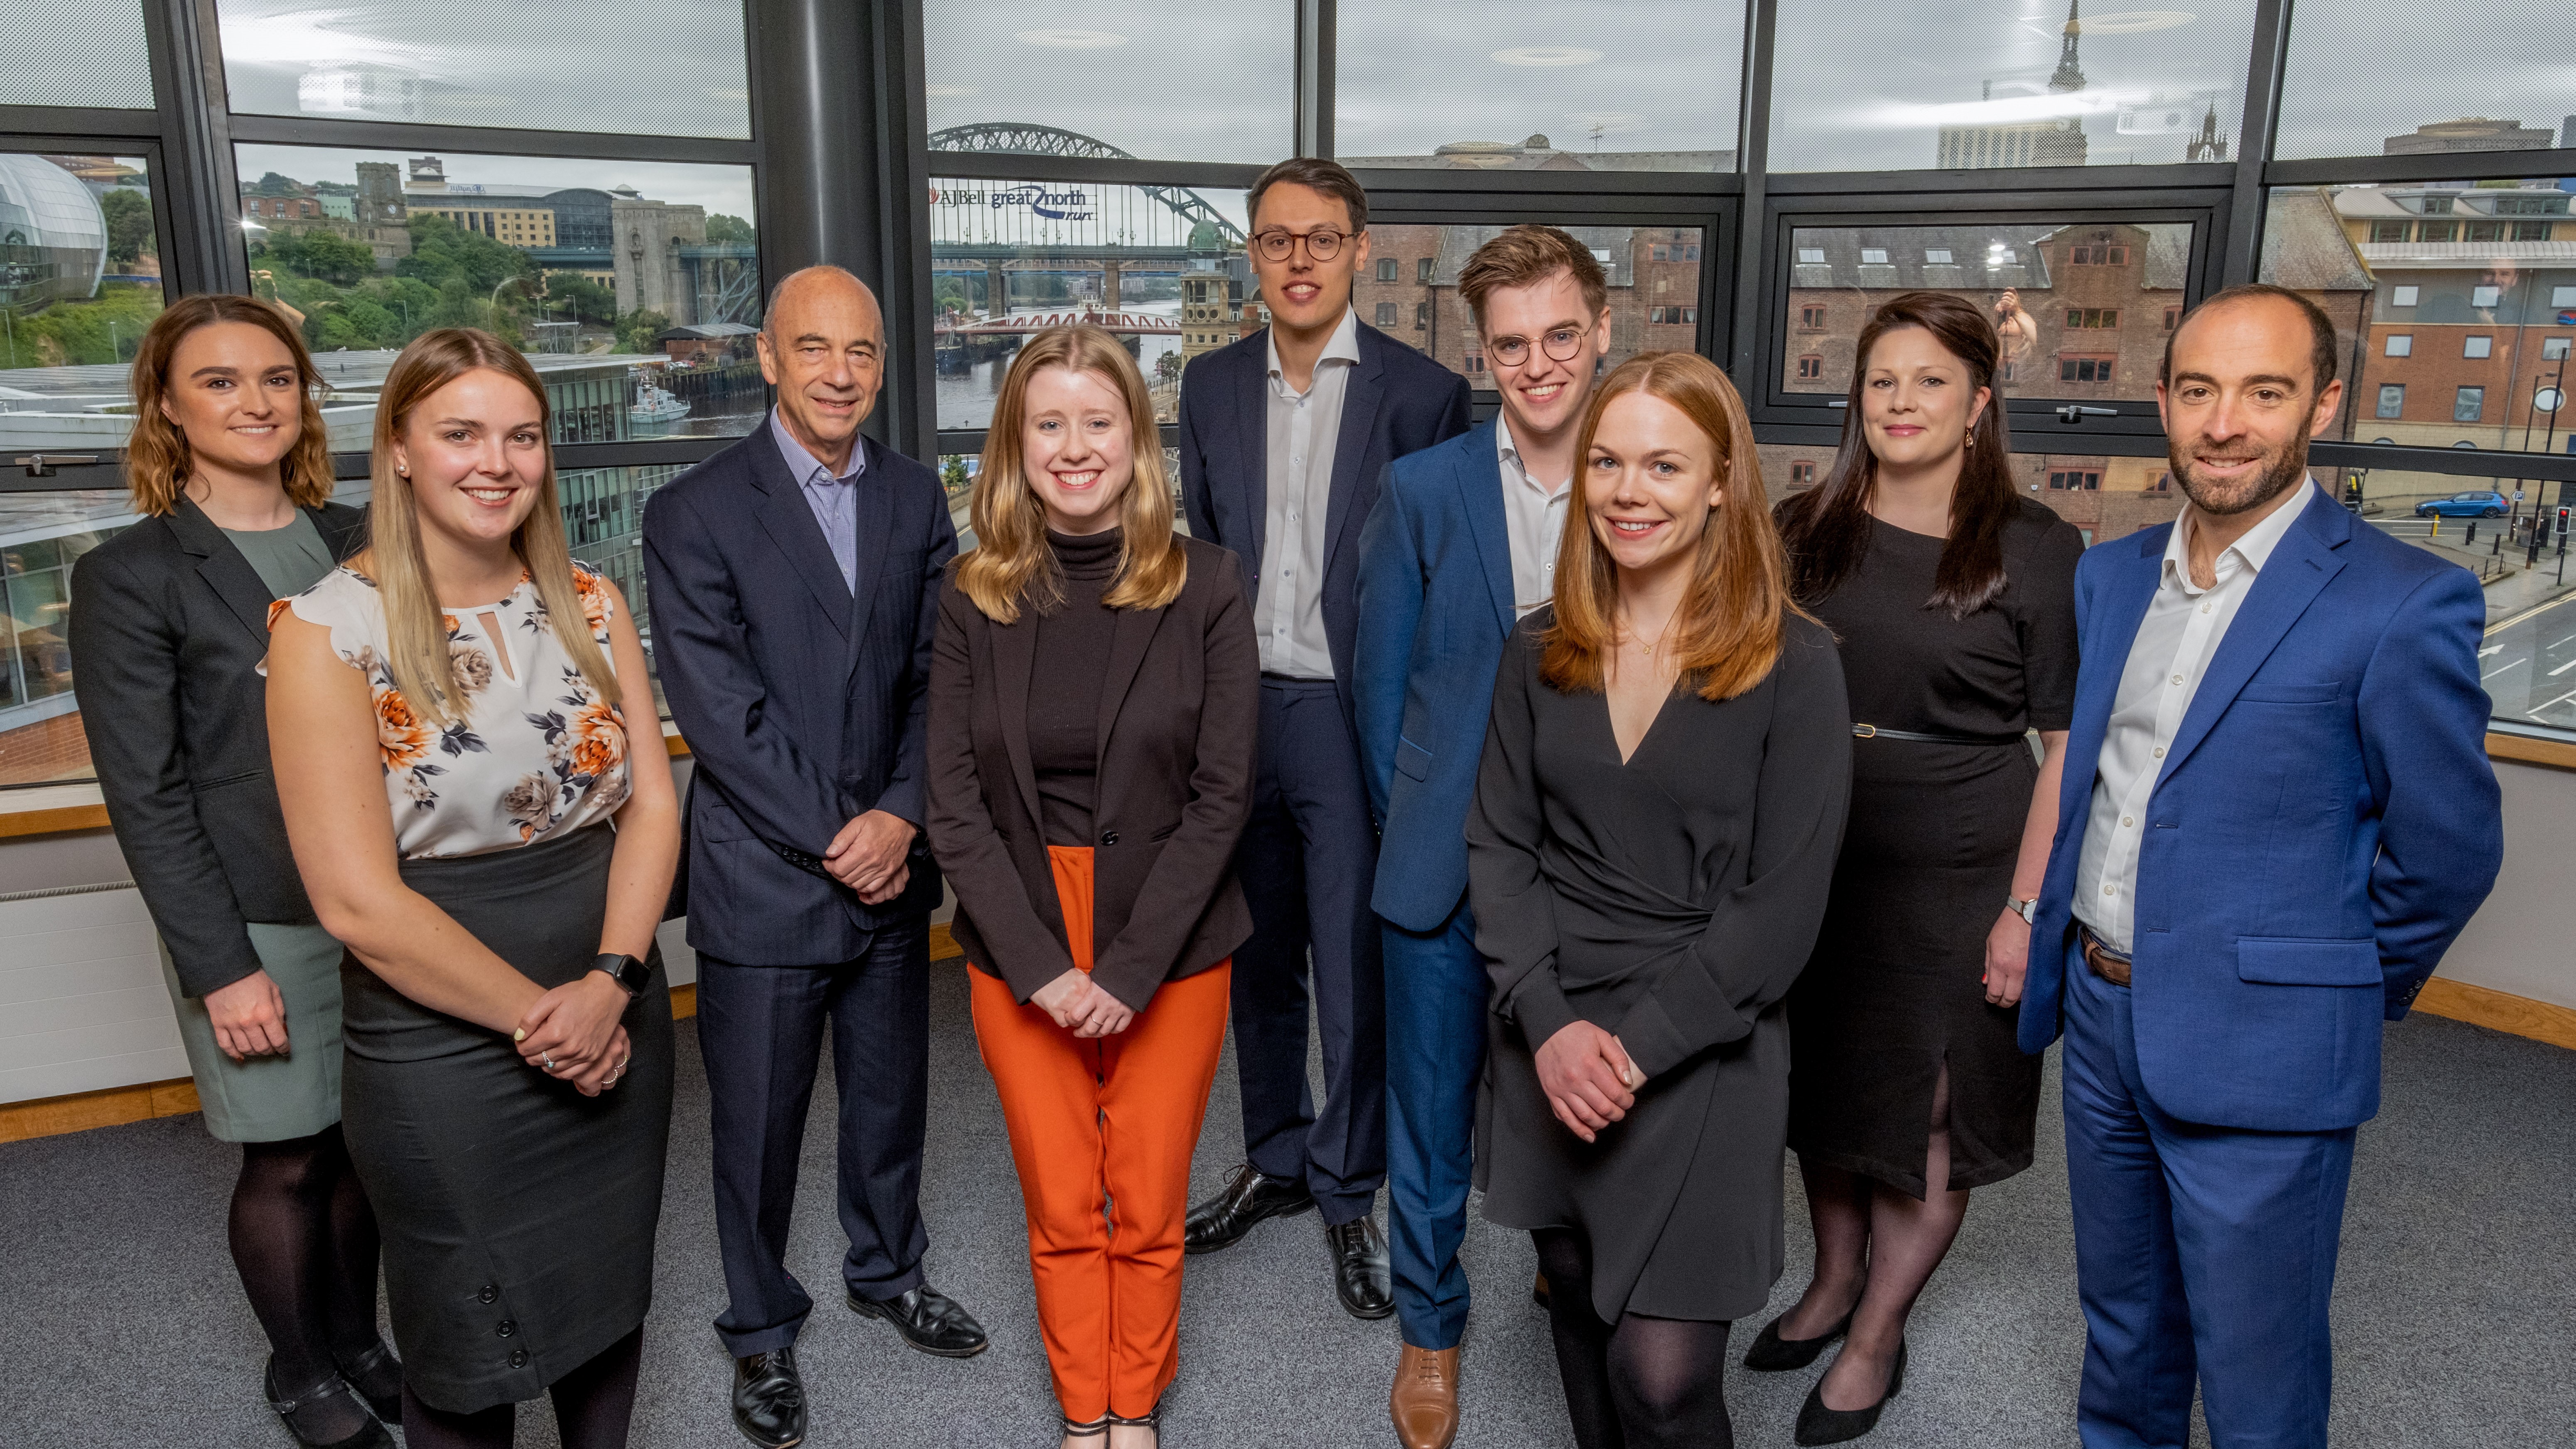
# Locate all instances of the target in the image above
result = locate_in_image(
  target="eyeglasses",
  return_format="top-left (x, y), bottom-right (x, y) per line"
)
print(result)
top-left (1487, 327), bottom-right (1589, 368)
top-left (1253, 227), bottom-right (1353, 262)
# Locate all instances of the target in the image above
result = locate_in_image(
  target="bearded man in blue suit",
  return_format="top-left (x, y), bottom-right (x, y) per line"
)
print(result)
top-left (1353, 226), bottom-right (1613, 1449)
top-left (2022, 284), bottom-right (2502, 1449)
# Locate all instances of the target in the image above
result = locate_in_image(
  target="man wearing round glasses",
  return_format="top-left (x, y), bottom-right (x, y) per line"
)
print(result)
top-left (1354, 224), bottom-right (1613, 1449)
top-left (1177, 158), bottom-right (1472, 1323)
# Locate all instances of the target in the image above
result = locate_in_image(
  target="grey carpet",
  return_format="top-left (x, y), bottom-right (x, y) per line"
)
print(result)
top-left (2, 964), bottom-right (2569, 1447)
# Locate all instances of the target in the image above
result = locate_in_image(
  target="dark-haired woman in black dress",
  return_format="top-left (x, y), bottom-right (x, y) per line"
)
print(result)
top-left (1760, 293), bottom-right (2081, 1444)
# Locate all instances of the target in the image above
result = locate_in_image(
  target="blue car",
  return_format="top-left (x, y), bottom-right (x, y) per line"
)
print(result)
top-left (2416, 490), bottom-right (2507, 518)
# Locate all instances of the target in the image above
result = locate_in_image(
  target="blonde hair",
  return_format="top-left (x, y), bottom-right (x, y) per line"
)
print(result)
top-left (1541, 351), bottom-right (1800, 704)
top-left (956, 325), bottom-right (1186, 623)
top-left (362, 329), bottom-right (618, 726)
top-left (125, 294), bottom-right (336, 516)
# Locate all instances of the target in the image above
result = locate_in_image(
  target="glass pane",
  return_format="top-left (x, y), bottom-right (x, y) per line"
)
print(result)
top-left (235, 144), bottom-right (765, 440)
top-left (2480, 556), bottom-right (2576, 731)
top-left (0, 0), bottom-right (152, 108)
top-left (1769, 0), bottom-right (2255, 172)
top-left (922, 1), bottom-right (1292, 165)
top-left (0, 490), bottom-right (137, 787)
top-left (929, 175), bottom-right (1250, 432)
top-left (1, 152), bottom-right (165, 452)
top-left (1757, 442), bottom-right (2182, 551)
top-left (1357, 223), bottom-right (1703, 391)
top-left (2277, 7), bottom-right (2572, 161)
top-left (1783, 221), bottom-right (2196, 402)
top-left (1336, 2), bottom-right (1741, 172)
top-left (214, 0), bottom-right (751, 139)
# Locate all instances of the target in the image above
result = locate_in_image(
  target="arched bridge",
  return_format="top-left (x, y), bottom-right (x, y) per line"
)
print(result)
top-left (926, 123), bottom-right (1246, 246)
top-left (935, 307), bottom-right (1179, 338)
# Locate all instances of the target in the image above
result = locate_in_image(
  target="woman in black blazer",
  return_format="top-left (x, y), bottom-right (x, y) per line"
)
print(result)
top-left (67, 296), bottom-right (393, 1449)
top-left (926, 326), bottom-right (1257, 1449)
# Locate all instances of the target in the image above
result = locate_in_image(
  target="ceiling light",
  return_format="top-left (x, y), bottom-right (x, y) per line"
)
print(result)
top-left (1492, 46), bottom-right (1602, 67)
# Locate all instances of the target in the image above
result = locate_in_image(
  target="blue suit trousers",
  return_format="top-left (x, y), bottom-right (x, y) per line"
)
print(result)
top-left (1384, 897), bottom-right (1488, 1350)
top-left (2062, 944), bottom-right (2354, 1449)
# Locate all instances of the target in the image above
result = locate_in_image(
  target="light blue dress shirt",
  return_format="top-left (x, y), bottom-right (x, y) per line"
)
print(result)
top-left (768, 406), bottom-right (866, 593)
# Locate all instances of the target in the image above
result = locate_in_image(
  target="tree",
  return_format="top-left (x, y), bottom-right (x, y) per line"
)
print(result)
top-left (99, 189), bottom-right (153, 269)
top-left (1154, 351), bottom-right (1183, 386)
top-left (614, 309), bottom-right (672, 355)
top-left (706, 213), bottom-right (757, 247)
top-left (250, 171), bottom-right (305, 196)
top-left (398, 214), bottom-right (537, 295)
top-left (940, 454), bottom-right (969, 498)
top-left (541, 271), bottom-right (618, 326)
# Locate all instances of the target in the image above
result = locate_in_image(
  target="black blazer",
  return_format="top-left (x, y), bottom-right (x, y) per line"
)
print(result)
top-left (68, 496), bottom-right (366, 997)
top-left (1176, 319), bottom-right (1472, 730)
top-left (641, 424), bottom-right (956, 967)
top-left (925, 534), bottom-right (1258, 1013)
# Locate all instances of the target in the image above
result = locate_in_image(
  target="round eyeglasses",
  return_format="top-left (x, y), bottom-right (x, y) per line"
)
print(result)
top-left (1487, 327), bottom-right (1589, 368)
top-left (1253, 227), bottom-right (1352, 263)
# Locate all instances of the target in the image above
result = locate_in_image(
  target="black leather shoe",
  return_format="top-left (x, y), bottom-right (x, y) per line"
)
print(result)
top-left (332, 1339), bottom-right (402, 1424)
top-left (264, 1358), bottom-right (393, 1449)
top-left (847, 1282), bottom-right (989, 1358)
top-left (1794, 1340), bottom-right (1906, 1446)
top-left (1184, 1163), bottom-right (1315, 1253)
top-left (731, 1346), bottom-right (807, 1449)
top-left (1327, 1215), bottom-right (1395, 1320)
top-left (1744, 1309), bottom-right (1853, 1371)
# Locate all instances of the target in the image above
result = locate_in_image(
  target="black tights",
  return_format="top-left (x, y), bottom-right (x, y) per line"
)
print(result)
top-left (232, 1125), bottom-right (387, 1435)
top-left (1533, 1229), bottom-right (1734, 1449)
top-left (397, 1328), bottom-right (646, 1449)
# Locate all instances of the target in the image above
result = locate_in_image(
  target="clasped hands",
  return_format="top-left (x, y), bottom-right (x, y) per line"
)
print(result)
top-left (515, 973), bottom-right (632, 1096)
top-left (1535, 1020), bottom-right (1647, 1143)
top-left (826, 809), bottom-right (915, 904)
top-left (1030, 968), bottom-right (1135, 1039)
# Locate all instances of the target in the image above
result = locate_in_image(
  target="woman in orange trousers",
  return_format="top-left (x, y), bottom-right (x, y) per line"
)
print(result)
top-left (926, 326), bottom-right (1259, 1449)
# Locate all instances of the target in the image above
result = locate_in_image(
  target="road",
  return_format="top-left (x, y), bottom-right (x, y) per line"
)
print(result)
top-left (2365, 515), bottom-right (2576, 729)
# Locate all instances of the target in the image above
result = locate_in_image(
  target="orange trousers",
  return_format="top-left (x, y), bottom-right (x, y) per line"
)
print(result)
top-left (967, 845), bottom-right (1231, 1423)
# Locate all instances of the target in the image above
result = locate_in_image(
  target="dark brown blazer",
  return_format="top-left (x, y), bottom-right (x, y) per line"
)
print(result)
top-left (926, 532), bottom-right (1258, 1011)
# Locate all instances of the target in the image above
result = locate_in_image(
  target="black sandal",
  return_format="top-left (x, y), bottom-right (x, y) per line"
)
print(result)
top-left (332, 1339), bottom-right (403, 1423)
top-left (1109, 1401), bottom-right (1163, 1443)
top-left (1062, 1412), bottom-right (1112, 1439)
top-left (264, 1358), bottom-right (393, 1449)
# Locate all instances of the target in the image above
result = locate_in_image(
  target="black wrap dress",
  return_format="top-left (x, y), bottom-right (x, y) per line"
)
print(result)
top-left (1467, 609), bottom-right (1851, 1324)
top-left (1784, 502), bottom-right (2082, 1197)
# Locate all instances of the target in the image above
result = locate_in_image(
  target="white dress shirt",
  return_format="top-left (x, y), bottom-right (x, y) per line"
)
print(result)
top-left (1497, 418), bottom-right (1573, 617)
top-left (1254, 307), bottom-right (1362, 678)
top-left (2072, 480), bottom-right (2318, 954)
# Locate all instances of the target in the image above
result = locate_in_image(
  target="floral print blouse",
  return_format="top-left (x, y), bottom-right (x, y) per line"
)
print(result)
top-left (278, 564), bottom-right (633, 860)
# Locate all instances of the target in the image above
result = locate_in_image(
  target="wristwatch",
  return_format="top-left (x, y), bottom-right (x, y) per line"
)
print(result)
top-left (2007, 895), bottom-right (2039, 925)
top-left (589, 952), bottom-right (652, 998)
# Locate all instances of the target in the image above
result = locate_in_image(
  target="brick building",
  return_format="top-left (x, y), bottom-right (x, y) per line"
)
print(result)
top-left (1351, 223), bottom-right (1703, 381)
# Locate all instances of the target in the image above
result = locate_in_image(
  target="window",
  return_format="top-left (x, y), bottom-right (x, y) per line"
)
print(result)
top-left (2068, 244), bottom-right (2129, 265)
top-left (2392, 285), bottom-right (2419, 307)
top-left (928, 1), bottom-right (1291, 163)
top-left (1414, 301), bottom-right (1430, 330)
top-left (2544, 338), bottom-right (2572, 361)
top-left (2420, 196), bottom-right (2456, 216)
top-left (2, 0), bottom-right (153, 108)
top-left (218, 0), bottom-right (751, 137)
top-left (2553, 287), bottom-right (2576, 309)
top-left (2384, 335), bottom-right (2413, 358)
top-left (2455, 386), bottom-right (2484, 422)
top-left (1417, 257), bottom-right (1435, 285)
top-left (2049, 471), bottom-right (2102, 490)
top-left (1338, 2), bottom-right (1741, 170)
top-left (2064, 308), bottom-right (2119, 329)
top-left (1771, 0), bottom-right (2255, 171)
top-left (2369, 221), bottom-right (2409, 243)
top-left (1374, 302), bottom-right (1399, 326)
top-left (2283, 18), bottom-right (2576, 162)
top-left (1466, 352), bottom-right (1484, 375)
top-left (2498, 197), bottom-right (2570, 216)
top-left (1796, 247), bottom-right (1827, 264)
top-left (1377, 258), bottom-right (1399, 282)
top-left (1800, 306), bottom-right (1827, 331)
top-left (2464, 336), bottom-right (2493, 359)
top-left (1797, 355), bottom-right (1823, 379)
top-left (1350, 221), bottom-right (1701, 392)
top-left (1923, 248), bottom-right (1952, 264)
top-left (1651, 245), bottom-right (1669, 261)
top-left (2512, 222), bottom-right (2549, 241)
top-left (1859, 248), bottom-right (1889, 264)
top-left (2471, 285), bottom-right (2501, 309)
top-left (2163, 306), bottom-right (2181, 330)
top-left (0, 152), bottom-right (165, 444)
top-left (2418, 221), bottom-right (2457, 243)
top-left (1790, 461), bottom-right (1817, 486)
top-left (2377, 384), bottom-right (2405, 419)
top-left (2060, 356), bottom-right (2115, 384)
top-left (2466, 222), bottom-right (2506, 244)
top-left (1648, 307), bottom-right (1699, 325)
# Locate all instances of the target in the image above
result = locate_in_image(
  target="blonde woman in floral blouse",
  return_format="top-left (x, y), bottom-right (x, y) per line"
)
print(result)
top-left (267, 329), bottom-right (680, 1449)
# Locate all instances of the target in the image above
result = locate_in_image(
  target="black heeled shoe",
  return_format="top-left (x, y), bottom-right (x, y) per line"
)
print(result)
top-left (1743, 1309), bottom-right (1853, 1371)
top-left (264, 1358), bottom-right (393, 1449)
top-left (1062, 1412), bottom-right (1111, 1440)
top-left (333, 1339), bottom-right (403, 1423)
top-left (1109, 1400), bottom-right (1163, 1445)
top-left (1793, 1340), bottom-right (1906, 1446)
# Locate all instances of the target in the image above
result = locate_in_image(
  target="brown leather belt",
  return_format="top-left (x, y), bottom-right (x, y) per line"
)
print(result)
top-left (2081, 928), bottom-right (2132, 988)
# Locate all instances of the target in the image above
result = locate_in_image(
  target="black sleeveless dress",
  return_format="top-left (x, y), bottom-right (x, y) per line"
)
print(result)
top-left (1785, 502), bottom-right (2082, 1197)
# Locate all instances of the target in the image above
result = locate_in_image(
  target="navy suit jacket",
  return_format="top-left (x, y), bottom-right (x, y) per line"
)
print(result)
top-left (641, 424), bottom-right (957, 966)
top-left (2019, 489), bottom-right (2502, 1133)
top-left (1177, 319), bottom-right (1472, 730)
top-left (1352, 419), bottom-right (1521, 932)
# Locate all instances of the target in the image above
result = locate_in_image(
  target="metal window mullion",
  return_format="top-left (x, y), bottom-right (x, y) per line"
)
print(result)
top-left (1297, 0), bottom-right (1334, 160)
top-left (143, 0), bottom-right (244, 295)
top-left (2220, 0), bottom-right (2294, 286)
top-left (878, 0), bottom-right (937, 458)
top-left (1727, 0), bottom-right (1777, 392)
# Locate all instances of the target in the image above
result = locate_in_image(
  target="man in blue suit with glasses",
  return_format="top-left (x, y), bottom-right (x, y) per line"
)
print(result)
top-left (2022, 284), bottom-right (2502, 1449)
top-left (1354, 225), bottom-right (1613, 1449)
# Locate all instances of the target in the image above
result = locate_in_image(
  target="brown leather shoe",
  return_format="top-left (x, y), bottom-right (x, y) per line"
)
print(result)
top-left (1390, 1343), bottom-right (1462, 1449)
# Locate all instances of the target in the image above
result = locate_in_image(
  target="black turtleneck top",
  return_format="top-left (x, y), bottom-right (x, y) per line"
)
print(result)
top-left (1029, 526), bottom-right (1123, 846)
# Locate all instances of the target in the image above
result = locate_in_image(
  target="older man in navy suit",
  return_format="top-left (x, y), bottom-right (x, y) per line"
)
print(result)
top-left (2023, 284), bottom-right (2502, 1449)
top-left (643, 266), bottom-right (984, 1449)
top-left (1353, 226), bottom-right (1613, 1449)
top-left (1177, 157), bottom-right (1472, 1319)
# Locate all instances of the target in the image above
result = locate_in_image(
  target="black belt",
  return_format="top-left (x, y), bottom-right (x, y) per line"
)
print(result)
top-left (1851, 724), bottom-right (2029, 747)
top-left (1259, 672), bottom-right (1335, 685)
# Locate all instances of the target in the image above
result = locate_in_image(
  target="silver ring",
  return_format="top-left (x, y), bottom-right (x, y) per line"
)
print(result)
top-left (541, 1052), bottom-right (556, 1071)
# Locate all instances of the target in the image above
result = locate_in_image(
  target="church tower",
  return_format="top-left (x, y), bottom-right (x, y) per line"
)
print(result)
top-left (2184, 101), bottom-right (2231, 162)
top-left (2049, 0), bottom-right (2088, 93)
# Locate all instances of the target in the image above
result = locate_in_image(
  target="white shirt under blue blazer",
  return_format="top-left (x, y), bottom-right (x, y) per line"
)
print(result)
top-left (2019, 483), bottom-right (2501, 1448)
